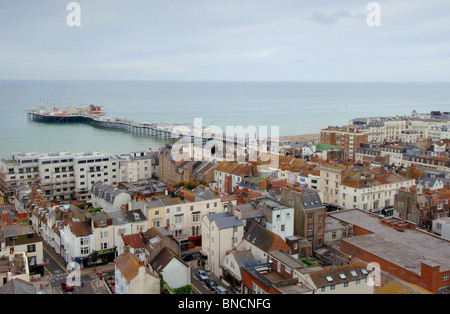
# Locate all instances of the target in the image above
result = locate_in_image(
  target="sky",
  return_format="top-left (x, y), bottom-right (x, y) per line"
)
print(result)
top-left (1, 0), bottom-right (450, 81)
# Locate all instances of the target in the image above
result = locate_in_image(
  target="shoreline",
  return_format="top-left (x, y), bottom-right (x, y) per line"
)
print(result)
top-left (272, 134), bottom-right (320, 144)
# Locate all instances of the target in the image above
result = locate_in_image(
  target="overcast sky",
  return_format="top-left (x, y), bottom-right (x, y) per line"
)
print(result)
top-left (1, 0), bottom-right (449, 81)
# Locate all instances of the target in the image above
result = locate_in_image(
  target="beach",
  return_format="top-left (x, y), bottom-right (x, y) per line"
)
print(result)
top-left (276, 134), bottom-right (320, 144)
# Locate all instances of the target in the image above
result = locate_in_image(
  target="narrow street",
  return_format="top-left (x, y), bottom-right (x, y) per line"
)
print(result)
top-left (42, 242), bottom-right (113, 294)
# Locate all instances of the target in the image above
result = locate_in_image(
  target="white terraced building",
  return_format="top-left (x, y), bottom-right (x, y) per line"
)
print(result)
top-left (1, 150), bottom-right (158, 202)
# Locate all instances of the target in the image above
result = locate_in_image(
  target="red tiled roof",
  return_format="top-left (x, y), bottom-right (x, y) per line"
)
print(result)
top-left (122, 233), bottom-right (145, 249)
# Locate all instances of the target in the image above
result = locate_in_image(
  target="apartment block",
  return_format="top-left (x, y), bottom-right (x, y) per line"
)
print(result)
top-left (0, 151), bottom-right (119, 202)
top-left (340, 172), bottom-right (415, 214)
top-left (320, 126), bottom-right (368, 160)
top-left (117, 151), bottom-right (154, 183)
top-left (72, 151), bottom-right (119, 202)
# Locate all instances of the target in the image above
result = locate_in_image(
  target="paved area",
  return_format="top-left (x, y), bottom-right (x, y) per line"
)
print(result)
top-left (41, 242), bottom-right (113, 294)
top-left (188, 260), bottom-right (234, 294)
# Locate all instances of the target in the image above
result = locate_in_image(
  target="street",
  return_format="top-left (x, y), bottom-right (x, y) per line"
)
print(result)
top-left (42, 243), bottom-right (112, 294)
top-left (188, 261), bottom-right (233, 295)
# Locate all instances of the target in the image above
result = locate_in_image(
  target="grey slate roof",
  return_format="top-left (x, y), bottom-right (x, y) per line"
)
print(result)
top-left (206, 212), bottom-right (243, 230)
top-left (301, 189), bottom-right (323, 210)
top-left (233, 250), bottom-right (257, 268)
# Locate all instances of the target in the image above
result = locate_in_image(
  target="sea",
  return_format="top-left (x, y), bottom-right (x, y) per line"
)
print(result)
top-left (0, 80), bottom-right (449, 159)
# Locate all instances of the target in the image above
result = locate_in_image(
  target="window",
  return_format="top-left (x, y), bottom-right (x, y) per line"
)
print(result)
top-left (192, 213), bottom-right (200, 222)
top-left (80, 237), bottom-right (89, 245)
top-left (81, 247), bottom-right (89, 255)
top-left (175, 215), bottom-right (183, 224)
top-left (330, 284), bottom-right (336, 291)
top-left (252, 283), bottom-right (268, 294)
top-left (101, 243), bottom-right (108, 250)
top-left (27, 244), bottom-right (36, 253)
top-left (321, 287), bottom-right (326, 292)
top-left (344, 282), bottom-right (349, 288)
top-left (443, 274), bottom-right (450, 281)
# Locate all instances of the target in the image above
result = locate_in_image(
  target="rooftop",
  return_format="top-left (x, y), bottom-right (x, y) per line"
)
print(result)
top-left (330, 209), bottom-right (450, 275)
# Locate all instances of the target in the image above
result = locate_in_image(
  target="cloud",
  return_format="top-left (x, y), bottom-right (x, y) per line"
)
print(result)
top-left (311, 10), bottom-right (366, 25)
top-left (1, 1), bottom-right (450, 81)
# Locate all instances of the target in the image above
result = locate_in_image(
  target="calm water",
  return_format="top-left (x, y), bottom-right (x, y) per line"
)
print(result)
top-left (1, 80), bottom-right (449, 159)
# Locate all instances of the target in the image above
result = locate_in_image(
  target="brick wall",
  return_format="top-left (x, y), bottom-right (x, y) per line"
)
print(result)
top-left (340, 239), bottom-right (447, 294)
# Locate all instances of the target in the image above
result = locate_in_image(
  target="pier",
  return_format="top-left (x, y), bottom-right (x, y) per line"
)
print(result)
top-left (26, 104), bottom-right (280, 149)
top-left (27, 104), bottom-right (187, 139)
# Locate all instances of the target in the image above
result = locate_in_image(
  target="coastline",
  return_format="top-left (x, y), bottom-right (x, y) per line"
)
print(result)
top-left (273, 134), bottom-right (320, 144)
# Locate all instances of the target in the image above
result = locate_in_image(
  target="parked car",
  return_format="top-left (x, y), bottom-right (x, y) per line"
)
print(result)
top-left (215, 286), bottom-right (228, 294)
top-left (182, 254), bottom-right (194, 262)
top-left (204, 279), bottom-right (218, 291)
top-left (196, 269), bottom-right (209, 281)
top-left (61, 281), bottom-right (74, 292)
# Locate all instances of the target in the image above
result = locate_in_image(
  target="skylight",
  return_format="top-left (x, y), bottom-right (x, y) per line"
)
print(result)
top-left (350, 270), bottom-right (358, 277)
top-left (361, 269), bottom-right (368, 275)
top-left (326, 276), bottom-right (333, 282)
top-left (339, 273), bottom-right (346, 279)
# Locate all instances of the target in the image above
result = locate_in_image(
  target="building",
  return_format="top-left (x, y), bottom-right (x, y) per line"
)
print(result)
top-left (114, 252), bottom-right (160, 294)
top-left (0, 223), bottom-right (44, 277)
top-left (241, 249), bottom-right (314, 294)
top-left (72, 151), bottom-right (119, 202)
top-left (201, 211), bottom-right (244, 277)
top-left (0, 251), bottom-right (31, 289)
top-left (280, 187), bottom-right (326, 250)
top-left (0, 278), bottom-right (53, 294)
top-left (149, 247), bottom-right (190, 290)
top-left (432, 217), bottom-right (450, 240)
top-left (60, 220), bottom-right (94, 267)
top-left (131, 185), bottom-right (223, 251)
top-left (329, 209), bottom-right (450, 294)
top-left (250, 197), bottom-right (294, 241)
top-left (394, 188), bottom-right (448, 229)
top-left (90, 181), bottom-right (131, 214)
top-left (221, 249), bottom-right (259, 293)
top-left (0, 151), bottom-right (119, 202)
top-left (324, 214), bottom-right (353, 244)
top-left (303, 262), bottom-right (374, 294)
top-left (320, 126), bottom-right (368, 160)
top-left (319, 164), bottom-right (361, 208)
top-left (237, 221), bottom-right (291, 264)
top-left (88, 212), bottom-right (116, 265)
top-left (117, 151), bottom-right (154, 183)
top-left (340, 172), bottom-right (415, 215)
top-left (0, 152), bottom-right (41, 197)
